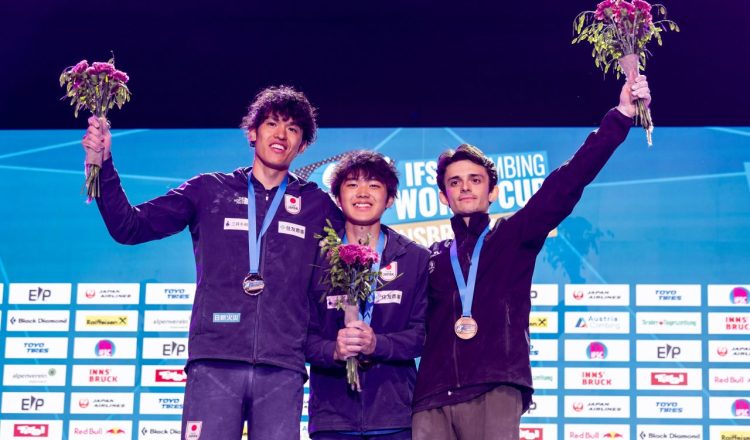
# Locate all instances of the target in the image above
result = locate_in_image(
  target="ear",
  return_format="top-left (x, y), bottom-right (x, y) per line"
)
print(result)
top-left (438, 191), bottom-right (450, 207)
top-left (335, 195), bottom-right (342, 208)
top-left (386, 196), bottom-right (395, 209)
top-left (248, 129), bottom-right (257, 145)
top-left (488, 185), bottom-right (499, 203)
top-left (298, 142), bottom-right (309, 155)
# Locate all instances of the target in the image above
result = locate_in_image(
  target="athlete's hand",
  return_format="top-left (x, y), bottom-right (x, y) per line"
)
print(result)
top-left (345, 320), bottom-right (377, 356)
top-left (81, 116), bottom-right (112, 165)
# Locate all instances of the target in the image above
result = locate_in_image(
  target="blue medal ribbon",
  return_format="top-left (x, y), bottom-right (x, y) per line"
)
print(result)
top-left (247, 172), bottom-right (288, 275)
top-left (343, 230), bottom-right (385, 325)
top-left (449, 225), bottom-right (490, 318)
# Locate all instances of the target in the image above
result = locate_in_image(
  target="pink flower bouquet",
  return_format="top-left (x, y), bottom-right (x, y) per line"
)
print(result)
top-left (59, 57), bottom-right (131, 200)
top-left (573, 0), bottom-right (679, 146)
top-left (317, 220), bottom-right (380, 391)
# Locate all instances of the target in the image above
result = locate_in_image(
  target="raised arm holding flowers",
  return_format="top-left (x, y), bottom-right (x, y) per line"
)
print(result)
top-left (573, 0), bottom-right (678, 146)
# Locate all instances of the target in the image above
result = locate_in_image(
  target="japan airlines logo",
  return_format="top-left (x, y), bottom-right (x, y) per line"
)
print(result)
top-left (587, 341), bottom-right (608, 359)
top-left (156, 369), bottom-right (187, 383)
top-left (651, 372), bottom-right (688, 386)
top-left (717, 346), bottom-right (729, 357)
top-left (13, 424), bottom-right (48, 437)
top-left (731, 287), bottom-right (749, 304)
top-left (572, 290), bottom-right (584, 300)
top-left (572, 402), bottom-right (584, 412)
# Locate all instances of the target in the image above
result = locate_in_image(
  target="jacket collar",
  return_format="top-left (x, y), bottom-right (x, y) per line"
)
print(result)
top-left (450, 212), bottom-right (490, 245)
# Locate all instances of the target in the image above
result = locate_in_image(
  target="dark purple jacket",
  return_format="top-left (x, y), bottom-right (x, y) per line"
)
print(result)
top-left (413, 109), bottom-right (633, 412)
top-left (306, 226), bottom-right (429, 434)
top-left (96, 158), bottom-right (342, 374)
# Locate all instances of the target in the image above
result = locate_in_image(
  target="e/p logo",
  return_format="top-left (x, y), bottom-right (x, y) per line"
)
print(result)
top-left (657, 344), bottom-right (680, 359)
top-left (163, 341), bottom-right (187, 357)
top-left (28, 287), bottom-right (51, 302)
top-left (21, 395), bottom-right (45, 411)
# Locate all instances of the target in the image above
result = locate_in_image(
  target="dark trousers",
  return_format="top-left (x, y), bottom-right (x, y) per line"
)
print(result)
top-left (312, 430), bottom-right (412, 440)
top-left (181, 360), bottom-right (304, 440)
top-left (412, 385), bottom-right (522, 440)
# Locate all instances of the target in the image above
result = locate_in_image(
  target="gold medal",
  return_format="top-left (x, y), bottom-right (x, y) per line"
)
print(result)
top-left (454, 316), bottom-right (478, 339)
top-left (242, 273), bottom-right (264, 296)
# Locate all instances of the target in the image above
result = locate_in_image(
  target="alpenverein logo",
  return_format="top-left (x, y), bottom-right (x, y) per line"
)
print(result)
top-left (85, 316), bottom-right (128, 326)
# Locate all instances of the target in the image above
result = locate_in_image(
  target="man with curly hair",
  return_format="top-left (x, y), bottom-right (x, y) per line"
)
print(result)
top-left (82, 85), bottom-right (342, 439)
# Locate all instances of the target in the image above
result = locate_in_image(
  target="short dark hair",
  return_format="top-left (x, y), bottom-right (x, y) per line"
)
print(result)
top-left (240, 85), bottom-right (317, 146)
top-left (436, 144), bottom-right (498, 193)
top-left (330, 150), bottom-right (399, 200)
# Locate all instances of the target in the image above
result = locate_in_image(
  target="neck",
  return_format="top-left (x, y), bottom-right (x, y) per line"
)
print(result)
top-left (462, 215), bottom-right (471, 226)
top-left (251, 161), bottom-right (287, 189)
top-left (345, 222), bottom-right (382, 249)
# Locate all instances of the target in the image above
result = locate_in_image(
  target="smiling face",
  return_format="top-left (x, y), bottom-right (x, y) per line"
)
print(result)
top-left (337, 173), bottom-right (394, 227)
top-left (248, 113), bottom-right (307, 173)
top-left (438, 159), bottom-right (498, 216)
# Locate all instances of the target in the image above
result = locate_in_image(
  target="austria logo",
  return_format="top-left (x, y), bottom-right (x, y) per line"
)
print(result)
top-left (731, 287), bottom-right (749, 304)
top-left (284, 194), bottom-right (301, 215)
top-left (586, 341), bottom-right (608, 359)
top-left (380, 262), bottom-right (398, 282)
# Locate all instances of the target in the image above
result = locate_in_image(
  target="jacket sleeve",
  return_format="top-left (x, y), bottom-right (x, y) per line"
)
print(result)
top-left (368, 249), bottom-right (429, 361)
top-left (508, 108), bottom-right (633, 250)
top-left (95, 158), bottom-right (197, 245)
top-left (305, 253), bottom-right (344, 369)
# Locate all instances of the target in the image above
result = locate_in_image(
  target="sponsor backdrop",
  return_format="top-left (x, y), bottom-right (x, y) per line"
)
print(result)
top-left (1, 124), bottom-right (749, 440)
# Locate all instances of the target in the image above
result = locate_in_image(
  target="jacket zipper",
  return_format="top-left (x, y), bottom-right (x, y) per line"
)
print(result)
top-left (252, 189), bottom-right (271, 363)
top-left (505, 303), bottom-right (511, 356)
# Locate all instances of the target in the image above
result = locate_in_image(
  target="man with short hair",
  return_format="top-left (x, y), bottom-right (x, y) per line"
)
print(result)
top-left (412, 77), bottom-right (652, 439)
top-left (81, 85), bottom-right (342, 439)
top-left (306, 150), bottom-right (429, 439)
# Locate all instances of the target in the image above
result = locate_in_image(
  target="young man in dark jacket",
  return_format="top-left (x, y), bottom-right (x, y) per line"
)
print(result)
top-left (306, 151), bottom-right (429, 439)
top-left (412, 78), bottom-right (652, 439)
top-left (81, 86), bottom-right (342, 440)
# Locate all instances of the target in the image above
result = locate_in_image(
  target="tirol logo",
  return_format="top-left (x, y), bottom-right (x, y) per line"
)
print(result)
top-left (186, 421), bottom-right (202, 440)
top-left (156, 369), bottom-right (187, 383)
top-left (519, 427), bottom-right (542, 440)
top-left (651, 372), bottom-right (688, 386)
top-left (284, 194), bottom-right (301, 214)
top-left (14, 423), bottom-right (49, 437)
top-left (734, 399), bottom-right (750, 417)
top-left (587, 341), bottom-right (608, 359)
top-left (380, 262), bottom-right (398, 282)
top-left (95, 339), bottom-right (115, 357)
top-left (731, 287), bottom-right (749, 304)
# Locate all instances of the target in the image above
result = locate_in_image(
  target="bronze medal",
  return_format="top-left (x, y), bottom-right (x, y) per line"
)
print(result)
top-left (242, 273), bottom-right (264, 296)
top-left (454, 316), bottom-right (478, 340)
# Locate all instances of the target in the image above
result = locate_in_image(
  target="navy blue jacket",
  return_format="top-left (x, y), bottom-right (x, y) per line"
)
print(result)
top-left (306, 225), bottom-right (429, 434)
top-left (413, 109), bottom-right (633, 412)
top-left (97, 158), bottom-right (342, 374)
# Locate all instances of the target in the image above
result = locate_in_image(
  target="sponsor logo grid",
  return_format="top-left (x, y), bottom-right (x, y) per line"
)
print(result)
top-left (2, 283), bottom-right (750, 438)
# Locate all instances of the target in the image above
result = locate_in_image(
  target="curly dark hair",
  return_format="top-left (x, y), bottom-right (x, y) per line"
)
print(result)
top-left (330, 150), bottom-right (399, 200)
top-left (436, 144), bottom-right (498, 193)
top-left (240, 85), bottom-right (318, 146)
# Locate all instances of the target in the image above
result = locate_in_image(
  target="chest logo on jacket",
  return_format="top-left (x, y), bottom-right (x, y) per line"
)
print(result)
top-left (284, 194), bottom-right (301, 214)
top-left (380, 261), bottom-right (398, 282)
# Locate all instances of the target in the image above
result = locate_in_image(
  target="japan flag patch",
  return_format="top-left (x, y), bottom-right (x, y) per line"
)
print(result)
top-left (380, 261), bottom-right (398, 282)
top-left (185, 421), bottom-right (202, 440)
top-left (284, 194), bottom-right (301, 214)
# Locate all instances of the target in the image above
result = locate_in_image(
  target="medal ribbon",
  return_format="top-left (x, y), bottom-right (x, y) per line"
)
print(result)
top-left (343, 230), bottom-right (385, 325)
top-left (247, 172), bottom-right (288, 275)
top-left (449, 225), bottom-right (490, 318)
